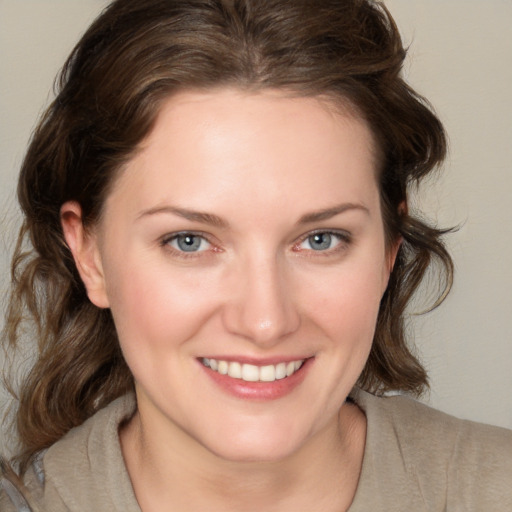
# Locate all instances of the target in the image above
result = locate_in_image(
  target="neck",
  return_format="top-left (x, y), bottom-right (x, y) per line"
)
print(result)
top-left (120, 400), bottom-right (366, 512)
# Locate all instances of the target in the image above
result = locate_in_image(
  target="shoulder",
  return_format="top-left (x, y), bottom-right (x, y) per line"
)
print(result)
top-left (0, 474), bottom-right (26, 512)
top-left (352, 389), bottom-right (512, 510)
top-left (368, 390), bottom-right (512, 457)
top-left (1, 456), bottom-right (43, 512)
top-left (2, 393), bottom-right (138, 512)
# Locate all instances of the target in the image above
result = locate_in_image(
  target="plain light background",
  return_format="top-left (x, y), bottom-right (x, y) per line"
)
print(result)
top-left (1, 0), bottom-right (511, 452)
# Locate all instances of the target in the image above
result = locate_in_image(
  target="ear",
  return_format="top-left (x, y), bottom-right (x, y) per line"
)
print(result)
top-left (379, 233), bottom-right (402, 298)
top-left (381, 201), bottom-right (406, 292)
top-left (60, 201), bottom-right (110, 308)
top-left (387, 200), bottom-right (407, 274)
top-left (387, 234), bottom-right (402, 274)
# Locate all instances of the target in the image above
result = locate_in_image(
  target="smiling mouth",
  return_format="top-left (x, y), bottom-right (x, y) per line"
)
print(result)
top-left (201, 358), bottom-right (305, 383)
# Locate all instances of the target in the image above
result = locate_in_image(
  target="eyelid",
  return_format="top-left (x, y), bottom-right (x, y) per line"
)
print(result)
top-left (160, 230), bottom-right (220, 256)
top-left (292, 229), bottom-right (352, 253)
top-left (158, 228), bottom-right (351, 258)
top-left (160, 230), bottom-right (209, 244)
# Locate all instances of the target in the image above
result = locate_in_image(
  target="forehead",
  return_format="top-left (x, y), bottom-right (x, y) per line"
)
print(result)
top-left (106, 89), bottom-right (380, 221)
top-left (141, 88), bottom-right (377, 166)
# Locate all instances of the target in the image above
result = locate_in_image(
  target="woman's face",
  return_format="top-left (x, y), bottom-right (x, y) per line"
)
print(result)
top-left (75, 89), bottom-right (396, 462)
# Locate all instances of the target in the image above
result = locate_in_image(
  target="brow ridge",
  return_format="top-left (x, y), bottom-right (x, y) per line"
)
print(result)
top-left (137, 206), bottom-right (228, 228)
top-left (298, 203), bottom-right (369, 224)
top-left (138, 202), bottom-right (367, 228)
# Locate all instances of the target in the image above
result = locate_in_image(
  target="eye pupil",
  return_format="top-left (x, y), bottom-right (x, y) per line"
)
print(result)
top-left (177, 234), bottom-right (202, 252)
top-left (309, 233), bottom-right (332, 250)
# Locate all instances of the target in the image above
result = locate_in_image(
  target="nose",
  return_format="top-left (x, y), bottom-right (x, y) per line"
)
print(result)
top-left (222, 255), bottom-right (301, 347)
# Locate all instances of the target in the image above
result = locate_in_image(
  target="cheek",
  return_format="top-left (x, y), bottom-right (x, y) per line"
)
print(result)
top-left (306, 259), bottom-right (386, 337)
top-left (102, 255), bottom-right (220, 355)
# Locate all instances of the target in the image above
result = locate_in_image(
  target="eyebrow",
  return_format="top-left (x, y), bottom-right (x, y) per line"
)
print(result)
top-left (297, 203), bottom-right (369, 224)
top-left (137, 202), bottom-right (368, 228)
top-left (137, 206), bottom-right (229, 228)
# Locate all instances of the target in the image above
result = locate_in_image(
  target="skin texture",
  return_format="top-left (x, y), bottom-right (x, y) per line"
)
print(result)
top-left (61, 89), bottom-right (399, 511)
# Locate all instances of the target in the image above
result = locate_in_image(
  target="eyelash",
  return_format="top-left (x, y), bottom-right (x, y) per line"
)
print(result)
top-left (160, 231), bottom-right (217, 259)
top-left (292, 229), bottom-right (352, 256)
top-left (159, 229), bottom-right (352, 259)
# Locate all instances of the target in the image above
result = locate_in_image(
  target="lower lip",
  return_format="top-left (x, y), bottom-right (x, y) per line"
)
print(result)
top-left (200, 358), bottom-right (313, 401)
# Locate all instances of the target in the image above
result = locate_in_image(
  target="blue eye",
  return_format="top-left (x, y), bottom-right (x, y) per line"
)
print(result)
top-left (167, 233), bottom-right (210, 252)
top-left (298, 231), bottom-right (346, 251)
top-left (307, 233), bottom-right (334, 251)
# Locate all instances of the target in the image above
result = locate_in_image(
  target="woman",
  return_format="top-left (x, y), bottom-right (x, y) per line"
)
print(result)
top-left (1, 0), bottom-right (511, 510)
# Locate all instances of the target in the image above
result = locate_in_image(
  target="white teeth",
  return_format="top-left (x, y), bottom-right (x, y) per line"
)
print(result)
top-left (260, 365), bottom-right (276, 382)
top-left (228, 361), bottom-right (242, 379)
top-left (202, 358), bottom-right (305, 382)
top-left (275, 362), bottom-right (287, 380)
top-left (241, 364), bottom-right (259, 382)
top-left (218, 360), bottom-right (228, 375)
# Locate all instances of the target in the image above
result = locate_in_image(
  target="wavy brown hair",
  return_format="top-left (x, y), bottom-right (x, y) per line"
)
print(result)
top-left (3, 0), bottom-right (452, 471)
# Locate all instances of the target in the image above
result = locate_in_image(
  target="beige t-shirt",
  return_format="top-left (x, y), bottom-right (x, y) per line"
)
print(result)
top-left (2, 390), bottom-right (511, 511)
